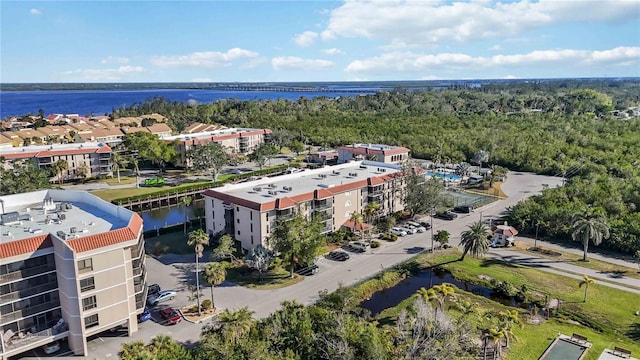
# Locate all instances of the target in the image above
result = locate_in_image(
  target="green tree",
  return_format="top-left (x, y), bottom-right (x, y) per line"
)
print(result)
top-left (215, 307), bottom-right (255, 344)
top-left (363, 202), bottom-right (381, 224)
top-left (123, 132), bottom-right (177, 173)
top-left (579, 274), bottom-right (595, 302)
top-left (244, 244), bottom-right (272, 281)
top-left (77, 162), bottom-right (90, 180)
top-left (52, 159), bottom-right (69, 184)
top-left (289, 140), bottom-right (305, 156)
top-left (348, 211), bottom-right (365, 242)
top-left (459, 221), bottom-right (491, 260)
top-left (249, 143), bottom-right (279, 170)
top-left (269, 212), bottom-right (325, 278)
top-left (112, 152), bottom-right (128, 183)
top-left (118, 340), bottom-right (151, 359)
top-left (0, 158), bottom-right (51, 195)
top-left (212, 234), bottom-right (238, 262)
top-left (473, 149), bottom-right (489, 173)
top-left (187, 142), bottom-right (230, 181)
top-left (404, 172), bottom-right (449, 217)
top-left (433, 230), bottom-right (450, 249)
top-left (203, 262), bottom-right (226, 310)
top-left (187, 229), bottom-right (209, 315)
top-left (571, 213), bottom-right (610, 262)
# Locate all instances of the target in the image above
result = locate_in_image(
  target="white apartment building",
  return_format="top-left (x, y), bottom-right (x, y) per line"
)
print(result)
top-left (203, 161), bottom-right (406, 251)
top-left (0, 190), bottom-right (146, 359)
top-left (338, 143), bottom-right (410, 164)
top-left (162, 127), bottom-right (272, 167)
top-left (0, 142), bottom-right (113, 182)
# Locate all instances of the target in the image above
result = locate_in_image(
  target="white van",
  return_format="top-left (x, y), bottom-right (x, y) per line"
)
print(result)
top-left (350, 241), bottom-right (371, 251)
top-left (391, 227), bottom-right (408, 236)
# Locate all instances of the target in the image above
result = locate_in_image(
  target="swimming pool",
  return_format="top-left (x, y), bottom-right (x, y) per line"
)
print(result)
top-left (539, 337), bottom-right (589, 360)
top-left (425, 171), bottom-right (462, 181)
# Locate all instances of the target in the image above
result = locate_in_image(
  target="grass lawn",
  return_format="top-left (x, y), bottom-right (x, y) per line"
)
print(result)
top-left (225, 265), bottom-right (304, 290)
top-left (508, 243), bottom-right (640, 281)
top-left (146, 231), bottom-right (192, 255)
top-left (103, 176), bottom-right (137, 186)
top-left (467, 181), bottom-right (507, 198)
top-left (91, 180), bottom-right (213, 202)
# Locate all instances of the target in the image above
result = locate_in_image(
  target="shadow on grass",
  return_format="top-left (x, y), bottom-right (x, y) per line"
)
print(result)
top-left (479, 258), bottom-right (521, 268)
top-left (626, 322), bottom-right (640, 341)
top-left (225, 265), bottom-right (303, 289)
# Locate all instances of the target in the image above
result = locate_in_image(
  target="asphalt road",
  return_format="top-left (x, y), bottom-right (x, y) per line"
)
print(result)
top-left (26, 171), bottom-right (639, 359)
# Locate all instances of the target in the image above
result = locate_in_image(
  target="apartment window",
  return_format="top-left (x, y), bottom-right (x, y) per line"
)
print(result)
top-left (250, 212), bottom-right (253, 220)
top-left (80, 277), bottom-right (95, 292)
top-left (212, 210), bottom-right (215, 219)
top-left (250, 223), bottom-right (253, 232)
top-left (237, 219), bottom-right (240, 224)
top-left (236, 207), bottom-right (239, 212)
top-left (237, 230), bottom-right (241, 235)
top-left (78, 258), bottom-right (93, 274)
top-left (82, 295), bottom-right (97, 311)
top-left (251, 235), bottom-right (254, 245)
top-left (84, 314), bottom-right (99, 329)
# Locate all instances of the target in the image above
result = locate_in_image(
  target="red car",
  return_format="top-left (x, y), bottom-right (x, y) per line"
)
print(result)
top-left (160, 308), bottom-right (182, 325)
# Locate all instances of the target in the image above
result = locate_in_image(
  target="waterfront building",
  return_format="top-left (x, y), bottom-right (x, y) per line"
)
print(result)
top-left (338, 143), bottom-right (410, 164)
top-left (0, 190), bottom-right (146, 358)
top-left (163, 127), bottom-right (272, 167)
top-left (203, 160), bottom-right (406, 251)
top-left (0, 142), bottom-right (113, 182)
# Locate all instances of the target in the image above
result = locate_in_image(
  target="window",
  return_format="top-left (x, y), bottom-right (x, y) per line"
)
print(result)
top-left (82, 296), bottom-right (97, 311)
top-left (80, 277), bottom-right (95, 292)
top-left (250, 223), bottom-right (253, 232)
top-left (237, 230), bottom-right (241, 235)
top-left (251, 235), bottom-right (254, 245)
top-left (236, 207), bottom-right (239, 212)
top-left (84, 314), bottom-right (99, 329)
top-left (250, 212), bottom-right (253, 220)
top-left (78, 258), bottom-right (93, 274)
top-left (237, 219), bottom-right (240, 224)
top-left (212, 210), bottom-right (215, 219)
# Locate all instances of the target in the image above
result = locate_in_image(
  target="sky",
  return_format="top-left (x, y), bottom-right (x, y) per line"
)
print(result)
top-left (1, 0), bottom-right (639, 83)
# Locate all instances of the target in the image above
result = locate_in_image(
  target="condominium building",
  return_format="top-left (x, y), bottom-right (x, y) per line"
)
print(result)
top-left (0, 142), bottom-right (113, 182)
top-left (0, 190), bottom-right (146, 358)
top-left (163, 127), bottom-right (272, 167)
top-left (338, 143), bottom-right (410, 164)
top-left (203, 161), bottom-right (406, 251)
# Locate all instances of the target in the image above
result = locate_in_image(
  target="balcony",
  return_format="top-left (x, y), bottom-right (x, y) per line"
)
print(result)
top-left (133, 263), bottom-right (145, 277)
top-left (314, 201), bottom-right (332, 210)
top-left (3, 322), bottom-right (69, 352)
top-left (277, 212), bottom-right (295, 220)
top-left (130, 241), bottom-right (144, 260)
top-left (313, 212), bottom-right (332, 221)
top-left (0, 302), bottom-right (60, 323)
top-left (0, 264), bottom-right (56, 284)
top-left (0, 282), bottom-right (58, 304)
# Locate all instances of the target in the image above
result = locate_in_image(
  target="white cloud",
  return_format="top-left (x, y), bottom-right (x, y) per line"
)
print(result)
top-left (323, 0), bottom-right (639, 47)
top-left (502, 75), bottom-right (518, 79)
top-left (321, 48), bottom-right (346, 56)
top-left (489, 44), bottom-right (503, 51)
top-left (30, 8), bottom-right (42, 15)
top-left (192, 78), bottom-right (212, 82)
top-left (239, 57), bottom-right (268, 70)
top-left (272, 56), bottom-right (334, 71)
top-left (62, 66), bottom-right (147, 81)
top-left (293, 31), bottom-right (318, 47)
top-left (345, 46), bottom-right (640, 73)
top-left (100, 56), bottom-right (130, 65)
top-left (150, 48), bottom-right (258, 68)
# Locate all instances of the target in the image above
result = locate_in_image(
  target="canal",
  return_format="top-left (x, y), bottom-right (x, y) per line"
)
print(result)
top-left (140, 199), bottom-right (205, 232)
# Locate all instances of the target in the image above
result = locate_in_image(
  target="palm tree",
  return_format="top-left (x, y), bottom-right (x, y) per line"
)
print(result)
top-left (488, 328), bottom-right (505, 358)
top-left (52, 159), bottom-right (69, 184)
top-left (431, 283), bottom-right (455, 312)
top-left (187, 229), bottom-right (210, 315)
top-left (118, 340), bottom-right (150, 359)
top-left (112, 152), bottom-right (128, 183)
top-left (181, 196), bottom-right (193, 234)
top-left (571, 214), bottom-right (610, 262)
top-left (498, 309), bottom-right (521, 348)
top-left (148, 334), bottom-right (175, 353)
top-left (364, 202), bottom-right (381, 224)
top-left (459, 221), bottom-right (491, 260)
top-left (579, 275), bottom-right (595, 302)
top-left (217, 307), bottom-right (254, 344)
top-left (349, 211), bottom-right (365, 242)
top-left (203, 262), bottom-right (226, 310)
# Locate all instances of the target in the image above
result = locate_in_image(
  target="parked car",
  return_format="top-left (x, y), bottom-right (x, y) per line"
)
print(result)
top-left (453, 205), bottom-right (473, 213)
top-left (295, 262), bottom-right (320, 276)
top-left (418, 221), bottom-right (432, 230)
top-left (42, 341), bottom-right (60, 355)
top-left (390, 227), bottom-right (408, 237)
top-left (327, 250), bottom-right (350, 261)
top-left (137, 308), bottom-right (152, 323)
top-left (147, 283), bottom-right (161, 297)
top-left (147, 290), bottom-right (176, 306)
top-left (404, 222), bottom-right (427, 233)
top-left (434, 211), bottom-right (458, 220)
top-left (399, 226), bottom-right (418, 235)
top-left (350, 241), bottom-right (371, 251)
top-left (160, 307), bottom-right (182, 325)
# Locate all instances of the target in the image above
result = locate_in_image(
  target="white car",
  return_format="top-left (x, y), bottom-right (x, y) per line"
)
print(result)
top-left (147, 290), bottom-right (177, 306)
top-left (405, 222), bottom-right (427, 233)
top-left (390, 227), bottom-right (408, 236)
top-left (42, 341), bottom-right (60, 354)
top-left (399, 226), bottom-right (418, 235)
top-left (350, 241), bottom-right (371, 251)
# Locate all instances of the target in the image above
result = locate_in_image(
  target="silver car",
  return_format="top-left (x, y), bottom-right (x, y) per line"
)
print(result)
top-left (147, 290), bottom-right (176, 306)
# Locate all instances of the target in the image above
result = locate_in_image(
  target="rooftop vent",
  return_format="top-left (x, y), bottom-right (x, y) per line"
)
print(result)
top-left (253, 186), bottom-right (262, 191)
top-left (268, 190), bottom-right (277, 196)
top-left (269, 184), bottom-right (278, 189)
top-left (283, 186), bottom-right (292, 192)
top-left (359, 165), bottom-right (367, 169)
top-left (332, 170), bottom-right (341, 175)
top-left (319, 174), bottom-right (327, 179)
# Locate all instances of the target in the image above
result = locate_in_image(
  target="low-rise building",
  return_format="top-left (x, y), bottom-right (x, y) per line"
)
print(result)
top-left (0, 190), bottom-right (146, 358)
top-left (306, 150), bottom-right (339, 165)
top-left (338, 143), bottom-right (410, 164)
top-left (0, 143), bottom-right (113, 182)
top-left (203, 161), bottom-right (406, 251)
top-left (164, 127), bottom-right (272, 167)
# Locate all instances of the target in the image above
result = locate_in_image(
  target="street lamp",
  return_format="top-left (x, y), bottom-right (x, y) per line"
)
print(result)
top-left (534, 222), bottom-right (540, 250)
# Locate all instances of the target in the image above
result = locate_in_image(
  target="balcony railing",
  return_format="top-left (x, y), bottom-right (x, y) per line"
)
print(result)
top-left (0, 264), bottom-right (56, 284)
top-left (0, 302), bottom-right (60, 323)
top-left (0, 282), bottom-right (58, 304)
top-left (133, 263), bottom-right (145, 277)
top-left (3, 322), bottom-right (69, 351)
top-left (314, 201), bottom-right (332, 210)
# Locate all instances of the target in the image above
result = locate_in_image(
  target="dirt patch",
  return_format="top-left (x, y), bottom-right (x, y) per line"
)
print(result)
top-left (527, 247), bottom-right (562, 257)
top-left (181, 306), bottom-right (221, 323)
top-left (478, 274), bottom-right (493, 281)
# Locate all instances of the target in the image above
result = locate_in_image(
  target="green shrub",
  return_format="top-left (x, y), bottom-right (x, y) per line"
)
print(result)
top-left (201, 299), bottom-right (212, 311)
top-left (371, 240), bottom-right (381, 248)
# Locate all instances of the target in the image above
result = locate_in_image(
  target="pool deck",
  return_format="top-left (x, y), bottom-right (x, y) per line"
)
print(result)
top-left (599, 349), bottom-right (637, 360)
top-left (539, 334), bottom-right (592, 360)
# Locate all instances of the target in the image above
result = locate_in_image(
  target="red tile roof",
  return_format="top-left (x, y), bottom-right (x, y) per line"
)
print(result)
top-left (0, 235), bottom-right (52, 258)
top-left (338, 145), bottom-right (410, 156)
top-left (1, 144), bottom-right (112, 160)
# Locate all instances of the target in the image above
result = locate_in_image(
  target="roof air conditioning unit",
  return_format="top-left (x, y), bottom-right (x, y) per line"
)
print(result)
top-left (359, 165), bottom-right (367, 169)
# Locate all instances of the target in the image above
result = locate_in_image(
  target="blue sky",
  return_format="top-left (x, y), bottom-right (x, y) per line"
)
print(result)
top-left (1, 0), bottom-right (639, 82)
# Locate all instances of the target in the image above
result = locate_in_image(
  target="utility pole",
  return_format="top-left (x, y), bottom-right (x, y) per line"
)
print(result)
top-left (430, 206), bottom-right (435, 252)
top-left (534, 221), bottom-right (540, 250)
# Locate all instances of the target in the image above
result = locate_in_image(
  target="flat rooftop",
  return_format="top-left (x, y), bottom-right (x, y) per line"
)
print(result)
top-left (161, 127), bottom-right (265, 141)
top-left (0, 190), bottom-right (130, 244)
top-left (213, 161), bottom-right (402, 204)
top-left (0, 142), bottom-right (109, 156)
top-left (341, 143), bottom-right (406, 151)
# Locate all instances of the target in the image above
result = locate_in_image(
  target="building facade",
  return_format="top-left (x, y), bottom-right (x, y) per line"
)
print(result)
top-left (0, 142), bottom-right (113, 182)
top-left (0, 190), bottom-right (146, 359)
top-left (338, 143), bottom-right (410, 164)
top-left (163, 127), bottom-right (272, 167)
top-left (203, 161), bottom-right (406, 251)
